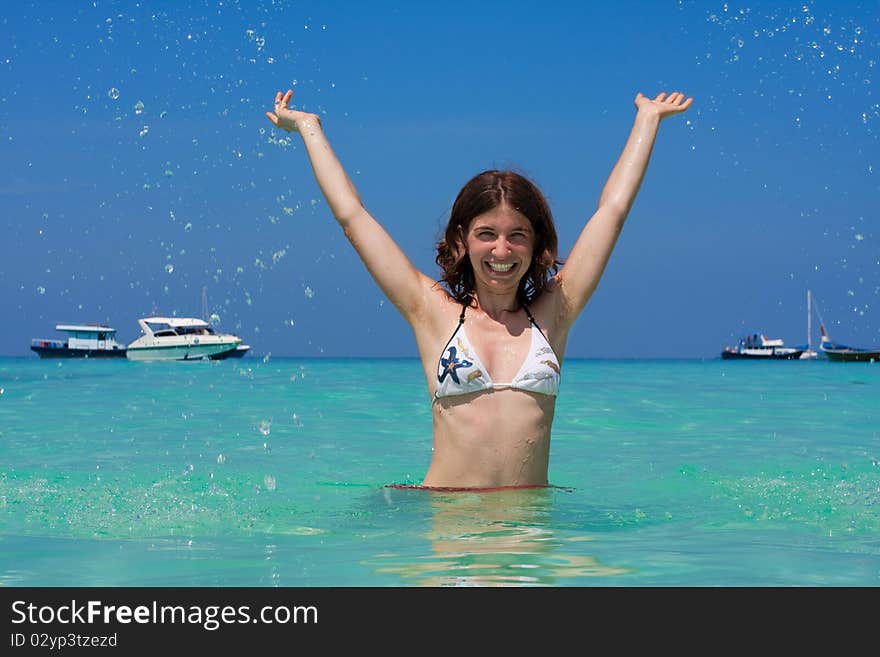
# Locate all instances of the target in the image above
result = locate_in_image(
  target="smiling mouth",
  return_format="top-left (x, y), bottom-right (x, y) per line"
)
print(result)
top-left (487, 262), bottom-right (515, 273)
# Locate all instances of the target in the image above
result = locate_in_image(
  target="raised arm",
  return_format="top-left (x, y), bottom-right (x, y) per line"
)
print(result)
top-left (555, 91), bottom-right (692, 325)
top-left (266, 89), bottom-right (434, 322)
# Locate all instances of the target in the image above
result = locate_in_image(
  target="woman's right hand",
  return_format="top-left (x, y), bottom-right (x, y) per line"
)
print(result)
top-left (265, 89), bottom-right (320, 133)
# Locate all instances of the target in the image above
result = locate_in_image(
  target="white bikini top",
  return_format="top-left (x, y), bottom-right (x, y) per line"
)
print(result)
top-left (434, 304), bottom-right (561, 400)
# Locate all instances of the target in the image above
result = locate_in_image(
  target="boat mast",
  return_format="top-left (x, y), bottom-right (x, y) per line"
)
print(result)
top-left (201, 286), bottom-right (209, 322)
top-left (807, 289), bottom-right (812, 352)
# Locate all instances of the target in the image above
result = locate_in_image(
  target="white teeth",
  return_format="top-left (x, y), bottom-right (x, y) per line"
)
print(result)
top-left (488, 262), bottom-right (514, 272)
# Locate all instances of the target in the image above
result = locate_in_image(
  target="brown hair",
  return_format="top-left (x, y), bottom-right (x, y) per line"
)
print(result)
top-left (435, 170), bottom-right (562, 307)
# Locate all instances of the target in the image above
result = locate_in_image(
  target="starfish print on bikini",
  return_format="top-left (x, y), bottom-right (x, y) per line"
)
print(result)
top-left (438, 346), bottom-right (472, 384)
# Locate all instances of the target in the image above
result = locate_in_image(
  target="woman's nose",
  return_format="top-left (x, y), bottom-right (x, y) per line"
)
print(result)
top-left (491, 238), bottom-right (510, 257)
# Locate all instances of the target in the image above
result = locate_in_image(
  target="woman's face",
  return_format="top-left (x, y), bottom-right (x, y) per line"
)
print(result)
top-left (463, 204), bottom-right (535, 295)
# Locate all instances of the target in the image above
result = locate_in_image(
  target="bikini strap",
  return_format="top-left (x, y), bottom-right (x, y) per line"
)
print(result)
top-left (522, 304), bottom-right (540, 329)
top-left (438, 304), bottom-right (467, 358)
top-left (522, 304), bottom-right (549, 341)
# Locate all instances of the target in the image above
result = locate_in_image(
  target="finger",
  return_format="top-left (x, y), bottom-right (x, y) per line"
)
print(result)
top-left (275, 91), bottom-right (283, 104)
top-left (265, 112), bottom-right (278, 125)
top-left (667, 92), bottom-right (681, 104)
top-left (654, 92), bottom-right (667, 102)
top-left (679, 96), bottom-right (694, 110)
top-left (283, 89), bottom-right (293, 105)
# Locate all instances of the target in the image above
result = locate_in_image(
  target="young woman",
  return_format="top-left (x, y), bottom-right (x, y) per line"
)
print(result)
top-left (266, 88), bottom-right (692, 489)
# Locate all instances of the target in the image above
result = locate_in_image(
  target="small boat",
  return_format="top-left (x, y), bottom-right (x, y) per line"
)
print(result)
top-left (819, 325), bottom-right (880, 363)
top-left (126, 316), bottom-right (243, 361)
top-left (721, 333), bottom-right (804, 360)
top-left (30, 323), bottom-right (127, 358)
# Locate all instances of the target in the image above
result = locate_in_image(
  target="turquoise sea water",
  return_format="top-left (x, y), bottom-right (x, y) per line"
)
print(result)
top-left (0, 356), bottom-right (878, 586)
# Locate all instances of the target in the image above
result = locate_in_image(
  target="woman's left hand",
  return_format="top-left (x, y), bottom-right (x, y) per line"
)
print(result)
top-left (634, 91), bottom-right (693, 120)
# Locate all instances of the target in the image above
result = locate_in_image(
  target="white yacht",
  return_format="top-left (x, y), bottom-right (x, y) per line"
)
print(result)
top-left (126, 316), bottom-right (242, 361)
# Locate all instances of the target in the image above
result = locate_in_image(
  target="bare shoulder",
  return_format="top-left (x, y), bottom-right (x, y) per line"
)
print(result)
top-left (408, 280), bottom-right (466, 339)
top-left (395, 271), bottom-right (450, 320)
top-left (529, 278), bottom-right (575, 353)
top-left (530, 278), bottom-right (564, 328)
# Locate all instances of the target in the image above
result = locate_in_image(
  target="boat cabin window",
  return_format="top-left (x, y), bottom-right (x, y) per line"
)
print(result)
top-left (179, 327), bottom-right (215, 336)
top-left (146, 323), bottom-right (216, 337)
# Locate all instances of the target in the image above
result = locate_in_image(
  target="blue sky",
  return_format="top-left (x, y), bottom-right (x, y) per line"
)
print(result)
top-left (1, 0), bottom-right (877, 358)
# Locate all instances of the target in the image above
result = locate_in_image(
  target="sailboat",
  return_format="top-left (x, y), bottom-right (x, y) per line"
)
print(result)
top-left (819, 325), bottom-right (880, 363)
top-left (811, 292), bottom-right (879, 363)
top-left (798, 290), bottom-right (819, 359)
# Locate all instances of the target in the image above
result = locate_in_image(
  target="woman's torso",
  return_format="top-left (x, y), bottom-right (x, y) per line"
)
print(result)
top-left (413, 286), bottom-right (568, 488)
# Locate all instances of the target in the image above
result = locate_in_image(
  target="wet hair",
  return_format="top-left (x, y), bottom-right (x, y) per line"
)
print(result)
top-left (436, 169), bottom-right (562, 307)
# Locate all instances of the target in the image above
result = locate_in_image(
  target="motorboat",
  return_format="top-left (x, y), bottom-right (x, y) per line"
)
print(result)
top-left (721, 333), bottom-right (804, 360)
top-left (30, 323), bottom-right (127, 358)
top-left (126, 316), bottom-right (242, 361)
